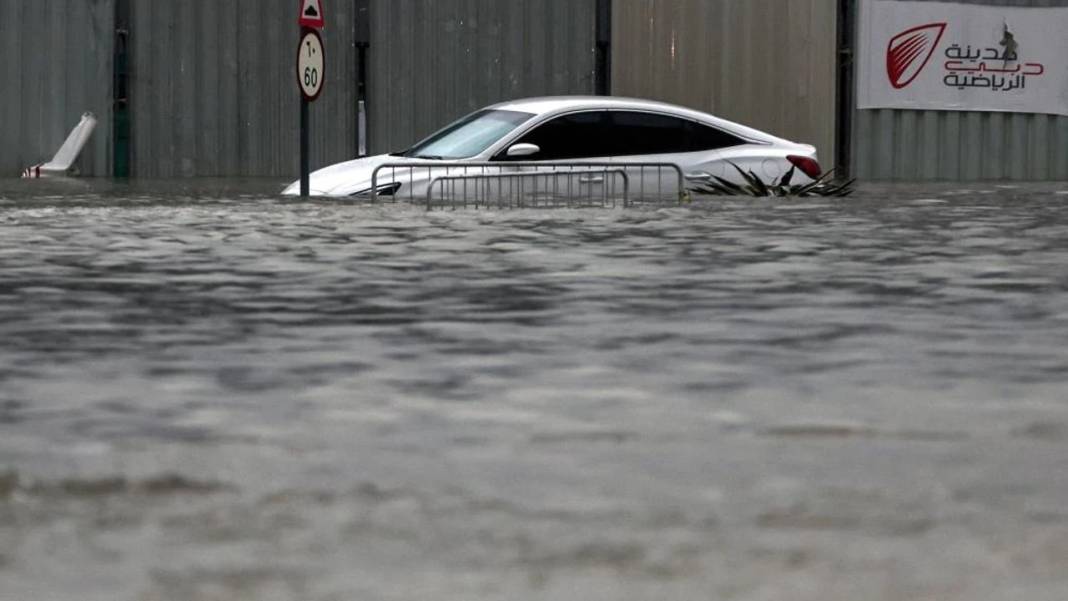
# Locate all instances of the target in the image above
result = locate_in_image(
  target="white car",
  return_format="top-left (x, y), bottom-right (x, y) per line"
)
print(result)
top-left (282, 96), bottom-right (821, 198)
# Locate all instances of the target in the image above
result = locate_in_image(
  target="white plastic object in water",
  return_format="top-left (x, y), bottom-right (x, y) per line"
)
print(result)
top-left (21, 112), bottom-right (97, 178)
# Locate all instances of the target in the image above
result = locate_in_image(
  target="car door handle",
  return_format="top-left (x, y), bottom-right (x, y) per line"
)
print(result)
top-left (578, 175), bottom-right (604, 184)
top-left (685, 172), bottom-right (712, 181)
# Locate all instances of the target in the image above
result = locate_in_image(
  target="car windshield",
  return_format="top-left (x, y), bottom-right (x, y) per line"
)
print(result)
top-left (400, 109), bottom-right (535, 159)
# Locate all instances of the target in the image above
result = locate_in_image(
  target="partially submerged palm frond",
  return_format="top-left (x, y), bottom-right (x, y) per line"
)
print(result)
top-left (691, 162), bottom-right (855, 198)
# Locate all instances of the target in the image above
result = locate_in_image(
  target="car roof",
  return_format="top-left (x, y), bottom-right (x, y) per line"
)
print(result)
top-left (489, 95), bottom-right (699, 116)
top-left (487, 96), bottom-right (785, 144)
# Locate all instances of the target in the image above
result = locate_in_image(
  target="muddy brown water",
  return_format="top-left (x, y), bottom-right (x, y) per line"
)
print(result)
top-left (2, 179), bottom-right (1068, 600)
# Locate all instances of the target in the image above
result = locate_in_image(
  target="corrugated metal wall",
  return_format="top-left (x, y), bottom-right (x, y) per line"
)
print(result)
top-left (5, 1), bottom-right (1065, 183)
top-left (853, 0), bottom-right (1068, 181)
top-left (0, 0), bottom-right (113, 177)
top-left (610, 0), bottom-right (839, 165)
top-left (127, 0), bottom-right (358, 177)
top-left (367, 0), bottom-right (598, 154)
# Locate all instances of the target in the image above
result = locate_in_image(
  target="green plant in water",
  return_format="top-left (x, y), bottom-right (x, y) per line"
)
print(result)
top-left (690, 163), bottom-right (856, 198)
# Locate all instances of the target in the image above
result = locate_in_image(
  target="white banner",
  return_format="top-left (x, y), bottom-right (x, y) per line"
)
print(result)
top-left (857, 0), bottom-right (1068, 117)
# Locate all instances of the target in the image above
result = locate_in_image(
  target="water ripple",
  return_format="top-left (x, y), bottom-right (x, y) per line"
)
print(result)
top-left (2, 181), bottom-right (1068, 600)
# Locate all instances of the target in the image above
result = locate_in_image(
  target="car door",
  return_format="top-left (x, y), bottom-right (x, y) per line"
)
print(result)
top-left (492, 111), bottom-right (619, 205)
top-left (604, 111), bottom-right (700, 201)
top-left (605, 111), bottom-right (750, 200)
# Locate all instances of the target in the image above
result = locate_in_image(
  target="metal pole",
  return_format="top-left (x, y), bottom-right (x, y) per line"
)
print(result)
top-left (355, 0), bottom-right (371, 156)
top-left (113, 0), bottom-right (131, 178)
top-left (301, 97), bottom-right (310, 197)
top-left (595, 0), bottom-right (612, 95)
top-left (835, 0), bottom-right (856, 178)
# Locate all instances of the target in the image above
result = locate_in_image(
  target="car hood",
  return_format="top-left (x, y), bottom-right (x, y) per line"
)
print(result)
top-left (281, 154), bottom-right (437, 197)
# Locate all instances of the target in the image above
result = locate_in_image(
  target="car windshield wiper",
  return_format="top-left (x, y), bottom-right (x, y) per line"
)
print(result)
top-left (413, 154), bottom-right (445, 160)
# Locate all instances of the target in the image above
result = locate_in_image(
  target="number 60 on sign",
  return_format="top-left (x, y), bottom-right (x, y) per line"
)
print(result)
top-left (297, 29), bottom-right (325, 101)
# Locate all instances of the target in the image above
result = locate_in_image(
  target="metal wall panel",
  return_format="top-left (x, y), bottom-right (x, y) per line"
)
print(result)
top-left (853, 0), bottom-right (1068, 181)
top-left (367, 0), bottom-right (599, 154)
top-left (128, 0), bottom-right (358, 177)
top-left (0, 0), bottom-right (113, 177)
top-left (611, 0), bottom-right (839, 166)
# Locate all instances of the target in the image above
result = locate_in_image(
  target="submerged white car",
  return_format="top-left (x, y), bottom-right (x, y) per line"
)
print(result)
top-left (282, 96), bottom-right (821, 198)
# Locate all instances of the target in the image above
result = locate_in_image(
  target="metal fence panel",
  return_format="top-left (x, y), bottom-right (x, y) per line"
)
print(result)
top-left (367, 0), bottom-right (599, 155)
top-left (366, 161), bottom-right (685, 208)
top-left (0, 0), bottom-right (113, 177)
top-left (610, 0), bottom-right (839, 167)
top-left (853, 0), bottom-right (1068, 181)
top-left (128, 0), bottom-right (358, 177)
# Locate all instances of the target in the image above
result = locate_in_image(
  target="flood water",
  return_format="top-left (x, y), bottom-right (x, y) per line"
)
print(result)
top-left (2, 179), bottom-right (1068, 601)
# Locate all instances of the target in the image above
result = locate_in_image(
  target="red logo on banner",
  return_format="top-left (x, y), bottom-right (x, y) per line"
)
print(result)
top-left (887, 23), bottom-right (947, 89)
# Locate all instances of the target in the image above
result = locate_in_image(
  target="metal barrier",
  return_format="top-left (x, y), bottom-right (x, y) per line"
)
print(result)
top-left (369, 161), bottom-right (685, 209)
top-left (425, 169), bottom-right (630, 210)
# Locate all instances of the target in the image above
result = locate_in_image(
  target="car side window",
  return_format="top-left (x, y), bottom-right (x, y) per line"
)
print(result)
top-left (500, 111), bottom-right (611, 160)
top-left (608, 111), bottom-right (747, 156)
top-left (607, 112), bottom-right (689, 156)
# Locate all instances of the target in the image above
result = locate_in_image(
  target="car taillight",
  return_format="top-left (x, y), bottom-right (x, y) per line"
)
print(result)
top-left (787, 155), bottom-right (822, 179)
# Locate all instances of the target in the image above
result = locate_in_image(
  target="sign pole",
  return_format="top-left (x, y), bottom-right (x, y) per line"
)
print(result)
top-left (300, 96), bottom-right (310, 197)
top-left (296, 0), bottom-right (326, 197)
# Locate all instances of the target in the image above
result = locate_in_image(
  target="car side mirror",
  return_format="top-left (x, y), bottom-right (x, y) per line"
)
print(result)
top-left (506, 143), bottom-right (540, 158)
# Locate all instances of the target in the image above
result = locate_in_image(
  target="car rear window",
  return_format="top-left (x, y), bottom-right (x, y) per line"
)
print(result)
top-left (686, 121), bottom-right (747, 151)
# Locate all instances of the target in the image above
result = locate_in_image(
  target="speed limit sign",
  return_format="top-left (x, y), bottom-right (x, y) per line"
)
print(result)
top-left (296, 29), bottom-right (325, 101)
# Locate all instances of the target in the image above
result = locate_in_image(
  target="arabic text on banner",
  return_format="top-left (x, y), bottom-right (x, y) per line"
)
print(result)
top-left (857, 0), bottom-right (1068, 117)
